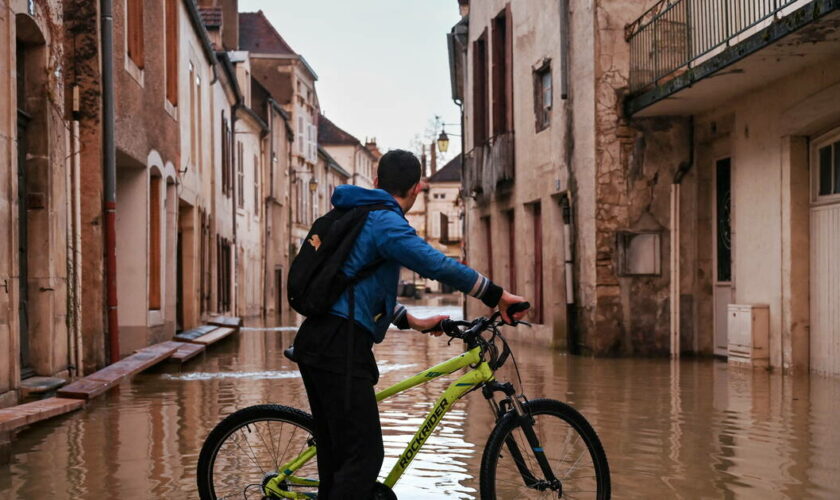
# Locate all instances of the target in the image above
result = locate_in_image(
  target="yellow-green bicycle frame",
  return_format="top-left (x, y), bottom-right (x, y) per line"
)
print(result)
top-left (264, 345), bottom-right (494, 498)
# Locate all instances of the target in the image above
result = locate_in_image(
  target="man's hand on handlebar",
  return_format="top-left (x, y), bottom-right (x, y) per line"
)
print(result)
top-left (498, 290), bottom-right (529, 324)
top-left (408, 313), bottom-right (450, 336)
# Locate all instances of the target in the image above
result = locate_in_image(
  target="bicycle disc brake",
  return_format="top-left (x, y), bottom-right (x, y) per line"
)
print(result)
top-left (371, 482), bottom-right (397, 500)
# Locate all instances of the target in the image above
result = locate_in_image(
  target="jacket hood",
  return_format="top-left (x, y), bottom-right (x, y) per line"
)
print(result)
top-left (331, 185), bottom-right (403, 214)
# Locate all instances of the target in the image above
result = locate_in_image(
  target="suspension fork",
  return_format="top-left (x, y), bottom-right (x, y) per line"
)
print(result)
top-left (483, 382), bottom-right (560, 491)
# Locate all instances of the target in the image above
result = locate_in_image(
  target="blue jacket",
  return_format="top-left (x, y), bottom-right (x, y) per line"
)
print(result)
top-left (328, 185), bottom-right (500, 342)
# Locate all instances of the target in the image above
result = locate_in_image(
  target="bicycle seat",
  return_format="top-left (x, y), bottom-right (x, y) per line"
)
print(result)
top-left (283, 345), bottom-right (298, 363)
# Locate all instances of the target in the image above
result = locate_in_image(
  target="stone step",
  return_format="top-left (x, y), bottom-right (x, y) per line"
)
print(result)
top-left (190, 327), bottom-right (236, 346)
top-left (20, 377), bottom-right (67, 397)
top-left (0, 398), bottom-right (85, 433)
top-left (169, 342), bottom-right (205, 363)
top-left (208, 315), bottom-right (242, 328)
top-left (57, 341), bottom-right (180, 400)
top-left (175, 325), bottom-right (218, 342)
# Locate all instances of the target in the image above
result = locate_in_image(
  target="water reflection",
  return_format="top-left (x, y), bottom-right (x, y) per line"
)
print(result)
top-left (1, 299), bottom-right (839, 498)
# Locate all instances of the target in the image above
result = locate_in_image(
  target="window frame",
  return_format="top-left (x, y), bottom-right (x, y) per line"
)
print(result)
top-left (126, 0), bottom-right (144, 69)
top-left (533, 59), bottom-right (552, 132)
top-left (812, 127), bottom-right (840, 205)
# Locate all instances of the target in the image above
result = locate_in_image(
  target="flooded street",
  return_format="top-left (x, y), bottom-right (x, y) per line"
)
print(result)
top-left (2, 297), bottom-right (840, 499)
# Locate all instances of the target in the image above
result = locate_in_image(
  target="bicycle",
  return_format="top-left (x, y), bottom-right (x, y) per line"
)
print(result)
top-left (197, 302), bottom-right (611, 499)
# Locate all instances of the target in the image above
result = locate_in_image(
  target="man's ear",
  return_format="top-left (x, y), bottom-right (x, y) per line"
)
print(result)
top-left (373, 176), bottom-right (379, 189)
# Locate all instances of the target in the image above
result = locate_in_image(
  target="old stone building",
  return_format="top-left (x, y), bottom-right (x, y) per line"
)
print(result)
top-left (425, 155), bottom-right (464, 293)
top-left (450, 0), bottom-right (840, 375)
top-left (0, 0), bottom-right (77, 405)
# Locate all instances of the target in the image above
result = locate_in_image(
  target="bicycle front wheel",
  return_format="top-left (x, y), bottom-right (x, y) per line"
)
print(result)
top-left (196, 404), bottom-right (318, 500)
top-left (480, 398), bottom-right (610, 499)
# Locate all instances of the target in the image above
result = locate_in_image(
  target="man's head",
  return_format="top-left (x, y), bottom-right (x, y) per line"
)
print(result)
top-left (375, 149), bottom-right (425, 211)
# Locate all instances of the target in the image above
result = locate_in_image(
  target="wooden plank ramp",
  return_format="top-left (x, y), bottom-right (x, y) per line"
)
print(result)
top-left (57, 341), bottom-right (179, 400)
top-left (169, 342), bottom-right (205, 363)
top-left (190, 327), bottom-right (236, 346)
top-left (208, 316), bottom-right (242, 328)
top-left (0, 398), bottom-right (85, 432)
top-left (175, 325), bottom-right (218, 342)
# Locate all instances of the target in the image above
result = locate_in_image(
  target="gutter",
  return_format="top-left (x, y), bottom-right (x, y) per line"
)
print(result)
top-left (101, 0), bottom-right (120, 363)
top-left (669, 116), bottom-right (694, 357)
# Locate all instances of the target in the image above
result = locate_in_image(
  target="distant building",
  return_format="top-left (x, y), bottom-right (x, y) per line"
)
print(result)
top-left (318, 114), bottom-right (378, 189)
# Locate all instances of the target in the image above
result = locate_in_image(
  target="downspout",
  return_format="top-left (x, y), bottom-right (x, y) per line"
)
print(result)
top-left (559, 0), bottom-right (579, 354)
top-left (101, 0), bottom-right (120, 363)
top-left (670, 116), bottom-right (695, 357)
top-left (231, 99), bottom-right (240, 315)
top-left (264, 102), bottom-right (274, 318)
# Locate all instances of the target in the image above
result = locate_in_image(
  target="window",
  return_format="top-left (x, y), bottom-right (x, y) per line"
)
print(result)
top-left (472, 33), bottom-right (488, 146)
top-left (189, 62), bottom-right (196, 165)
top-left (127, 0), bottom-right (144, 68)
top-left (165, 0), bottom-right (178, 105)
top-left (149, 176), bottom-right (162, 310)
top-left (534, 61), bottom-right (552, 131)
top-left (297, 116), bottom-right (305, 155)
top-left (254, 154), bottom-right (260, 216)
top-left (816, 140), bottom-right (840, 198)
top-left (440, 213), bottom-right (450, 242)
top-left (237, 142), bottom-right (244, 209)
top-left (491, 6), bottom-right (512, 136)
top-left (221, 113), bottom-right (232, 196)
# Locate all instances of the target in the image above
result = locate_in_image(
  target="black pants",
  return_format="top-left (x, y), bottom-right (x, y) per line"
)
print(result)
top-left (295, 315), bottom-right (384, 499)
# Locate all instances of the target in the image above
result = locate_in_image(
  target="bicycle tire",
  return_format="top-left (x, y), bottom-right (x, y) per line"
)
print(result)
top-left (196, 404), bottom-right (317, 500)
top-left (479, 398), bottom-right (610, 499)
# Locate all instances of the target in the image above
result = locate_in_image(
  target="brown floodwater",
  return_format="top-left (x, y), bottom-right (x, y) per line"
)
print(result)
top-left (1, 298), bottom-right (839, 499)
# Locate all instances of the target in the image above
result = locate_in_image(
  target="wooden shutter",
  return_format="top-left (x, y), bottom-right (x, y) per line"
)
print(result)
top-left (165, 0), bottom-right (178, 104)
top-left (127, 0), bottom-right (144, 69)
top-left (149, 176), bottom-right (161, 310)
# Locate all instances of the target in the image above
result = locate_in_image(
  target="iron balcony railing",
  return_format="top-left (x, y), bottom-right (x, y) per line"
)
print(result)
top-left (627, 0), bottom-right (801, 92)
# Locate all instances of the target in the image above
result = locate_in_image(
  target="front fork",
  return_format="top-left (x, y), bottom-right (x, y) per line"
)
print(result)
top-left (483, 382), bottom-right (561, 493)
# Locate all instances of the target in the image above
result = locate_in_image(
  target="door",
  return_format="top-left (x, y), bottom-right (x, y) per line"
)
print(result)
top-left (810, 134), bottom-right (840, 375)
top-left (713, 158), bottom-right (733, 356)
top-left (17, 110), bottom-right (32, 377)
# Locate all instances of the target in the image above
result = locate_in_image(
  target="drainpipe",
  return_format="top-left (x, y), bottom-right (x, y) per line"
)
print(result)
top-left (263, 102), bottom-right (273, 318)
top-left (101, 0), bottom-right (119, 363)
top-left (231, 98), bottom-right (240, 315)
top-left (670, 117), bottom-right (695, 357)
top-left (559, 0), bottom-right (579, 354)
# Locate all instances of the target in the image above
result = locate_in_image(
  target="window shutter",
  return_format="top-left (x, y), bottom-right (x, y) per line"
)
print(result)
top-left (298, 116), bottom-right (305, 154)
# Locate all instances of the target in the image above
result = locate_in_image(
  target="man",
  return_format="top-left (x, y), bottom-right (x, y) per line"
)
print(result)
top-left (293, 149), bottom-right (527, 499)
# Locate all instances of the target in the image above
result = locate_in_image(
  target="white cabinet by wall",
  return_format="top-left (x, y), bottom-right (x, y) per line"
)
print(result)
top-left (727, 304), bottom-right (769, 367)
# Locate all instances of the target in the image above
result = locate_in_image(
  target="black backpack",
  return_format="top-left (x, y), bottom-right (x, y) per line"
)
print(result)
top-left (287, 204), bottom-right (389, 317)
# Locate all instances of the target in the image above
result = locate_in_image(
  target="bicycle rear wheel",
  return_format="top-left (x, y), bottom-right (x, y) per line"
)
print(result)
top-left (479, 398), bottom-right (610, 499)
top-left (196, 404), bottom-right (318, 499)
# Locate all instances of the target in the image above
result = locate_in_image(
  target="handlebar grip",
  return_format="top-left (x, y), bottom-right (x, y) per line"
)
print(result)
top-left (507, 301), bottom-right (531, 317)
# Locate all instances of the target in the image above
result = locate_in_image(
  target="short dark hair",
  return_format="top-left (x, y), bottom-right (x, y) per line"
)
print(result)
top-left (377, 149), bottom-right (421, 197)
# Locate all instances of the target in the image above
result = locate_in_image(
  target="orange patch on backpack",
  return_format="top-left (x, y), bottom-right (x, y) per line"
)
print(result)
top-left (308, 234), bottom-right (322, 251)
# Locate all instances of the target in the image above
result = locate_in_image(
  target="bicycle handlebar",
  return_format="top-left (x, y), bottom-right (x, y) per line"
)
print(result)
top-left (422, 301), bottom-right (531, 339)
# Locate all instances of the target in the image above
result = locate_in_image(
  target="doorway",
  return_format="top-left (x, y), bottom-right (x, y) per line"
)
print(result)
top-left (713, 158), bottom-right (733, 356)
top-left (17, 110), bottom-right (32, 378)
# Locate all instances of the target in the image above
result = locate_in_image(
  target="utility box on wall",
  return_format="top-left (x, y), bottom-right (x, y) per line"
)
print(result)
top-left (727, 304), bottom-right (769, 367)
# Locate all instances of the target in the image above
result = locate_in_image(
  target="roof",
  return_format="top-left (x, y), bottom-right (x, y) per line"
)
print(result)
top-left (318, 146), bottom-right (351, 179)
top-left (239, 11), bottom-right (297, 55)
top-left (318, 114), bottom-right (361, 146)
top-left (429, 154), bottom-right (462, 183)
top-left (198, 7), bottom-right (222, 29)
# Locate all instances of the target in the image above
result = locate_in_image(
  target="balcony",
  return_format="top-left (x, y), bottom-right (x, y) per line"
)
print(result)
top-left (625, 0), bottom-right (840, 116)
top-left (463, 132), bottom-right (515, 202)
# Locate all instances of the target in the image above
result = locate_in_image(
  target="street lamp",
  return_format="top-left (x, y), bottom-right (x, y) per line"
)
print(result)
top-left (308, 176), bottom-right (319, 193)
top-left (437, 130), bottom-right (450, 153)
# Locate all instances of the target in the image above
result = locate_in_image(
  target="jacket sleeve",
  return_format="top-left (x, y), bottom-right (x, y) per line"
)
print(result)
top-left (374, 211), bottom-right (503, 308)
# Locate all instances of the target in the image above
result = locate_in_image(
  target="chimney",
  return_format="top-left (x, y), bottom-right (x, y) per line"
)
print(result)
top-left (420, 144), bottom-right (428, 176)
top-left (430, 140), bottom-right (438, 177)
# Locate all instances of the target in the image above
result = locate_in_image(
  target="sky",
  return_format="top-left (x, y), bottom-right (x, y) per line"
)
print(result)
top-left (239, 0), bottom-right (464, 164)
